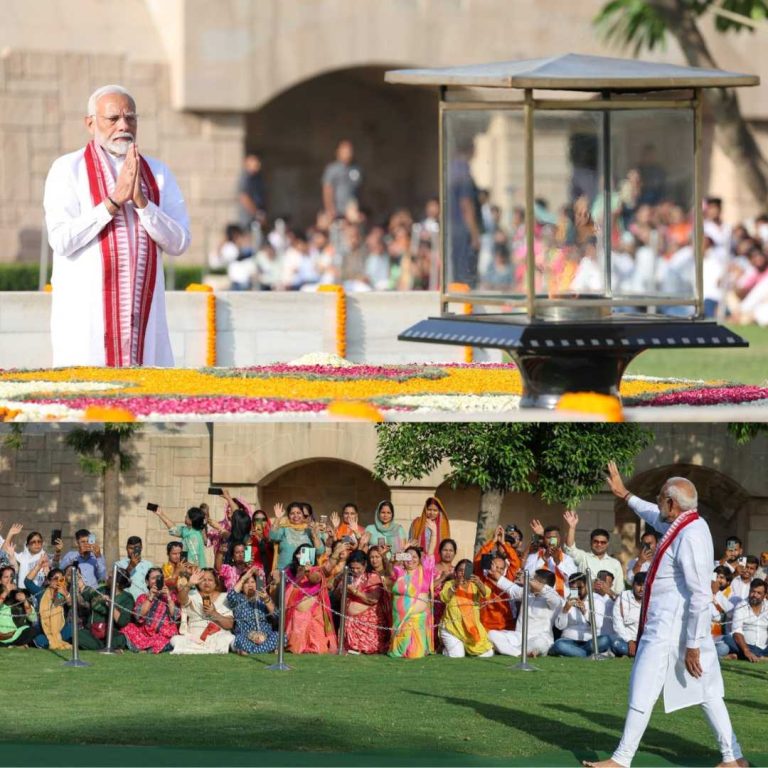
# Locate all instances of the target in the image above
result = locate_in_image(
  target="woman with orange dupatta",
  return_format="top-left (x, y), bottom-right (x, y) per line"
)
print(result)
top-left (284, 541), bottom-right (346, 654)
top-left (409, 496), bottom-right (451, 560)
top-left (438, 559), bottom-right (494, 658)
top-left (330, 504), bottom-right (365, 545)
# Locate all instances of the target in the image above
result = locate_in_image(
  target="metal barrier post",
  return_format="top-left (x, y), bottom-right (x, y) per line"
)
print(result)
top-left (337, 566), bottom-right (349, 655)
top-left (586, 570), bottom-right (610, 661)
top-left (100, 563), bottom-right (120, 655)
top-left (513, 569), bottom-right (538, 671)
top-left (63, 563), bottom-right (90, 667)
top-left (265, 568), bottom-right (291, 671)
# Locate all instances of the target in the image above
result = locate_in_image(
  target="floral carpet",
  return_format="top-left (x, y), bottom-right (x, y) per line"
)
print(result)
top-left (1, 353), bottom-right (767, 422)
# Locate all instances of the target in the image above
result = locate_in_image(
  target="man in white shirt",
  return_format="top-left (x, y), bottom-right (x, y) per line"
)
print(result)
top-left (525, 521), bottom-right (577, 598)
top-left (485, 566), bottom-right (562, 657)
top-left (585, 462), bottom-right (745, 768)
top-left (723, 579), bottom-right (768, 662)
top-left (611, 572), bottom-right (645, 658)
top-left (563, 510), bottom-right (625, 591)
top-left (728, 556), bottom-right (759, 606)
top-left (625, 530), bottom-right (658, 585)
top-left (551, 572), bottom-right (611, 657)
top-left (44, 84), bottom-right (190, 367)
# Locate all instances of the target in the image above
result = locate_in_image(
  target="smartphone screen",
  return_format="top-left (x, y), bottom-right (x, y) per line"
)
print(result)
top-left (87, 534), bottom-right (96, 545)
top-left (51, 529), bottom-right (62, 546)
top-left (463, 562), bottom-right (474, 581)
top-left (244, 545), bottom-right (252, 562)
top-left (480, 554), bottom-right (493, 572)
top-left (181, 550), bottom-right (188, 561)
top-left (146, 502), bottom-right (158, 512)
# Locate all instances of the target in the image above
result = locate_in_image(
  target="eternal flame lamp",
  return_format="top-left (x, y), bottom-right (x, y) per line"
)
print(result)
top-left (385, 54), bottom-right (758, 407)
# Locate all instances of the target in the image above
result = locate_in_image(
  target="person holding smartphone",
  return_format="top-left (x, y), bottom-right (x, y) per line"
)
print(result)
top-left (121, 567), bottom-right (180, 653)
top-left (437, 559), bottom-right (494, 658)
top-left (151, 506), bottom-right (212, 567)
top-left (218, 542), bottom-right (251, 591)
top-left (524, 521), bottom-right (577, 598)
top-left (115, 536), bottom-right (154, 601)
top-left (269, 501), bottom-right (325, 572)
top-left (0, 524), bottom-right (49, 589)
top-left (364, 500), bottom-right (407, 556)
top-left (58, 529), bottom-right (106, 588)
top-left (337, 549), bottom-right (388, 655)
top-left (228, 565), bottom-right (279, 655)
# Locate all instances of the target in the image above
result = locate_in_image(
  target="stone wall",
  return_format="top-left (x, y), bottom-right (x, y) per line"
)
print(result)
top-left (0, 290), bottom-right (498, 368)
top-left (0, 48), bottom-right (244, 265)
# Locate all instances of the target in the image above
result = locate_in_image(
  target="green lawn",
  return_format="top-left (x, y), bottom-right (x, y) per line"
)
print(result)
top-left (1, 652), bottom-right (766, 767)
top-left (625, 325), bottom-right (768, 384)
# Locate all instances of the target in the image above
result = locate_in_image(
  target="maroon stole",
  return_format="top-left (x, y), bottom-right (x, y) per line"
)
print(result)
top-left (636, 508), bottom-right (700, 642)
top-left (83, 141), bottom-right (160, 366)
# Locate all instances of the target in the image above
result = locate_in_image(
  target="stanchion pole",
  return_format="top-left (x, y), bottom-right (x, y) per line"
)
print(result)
top-left (513, 569), bottom-right (538, 671)
top-left (100, 563), bottom-right (120, 655)
top-left (266, 568), bottom-right (291, 672)
top-left (63, 563), bottom-right (90, 668)
top-left (337, 566), bottom-right (349, 655)
top-left (586, 570), bottom-right (610, 661)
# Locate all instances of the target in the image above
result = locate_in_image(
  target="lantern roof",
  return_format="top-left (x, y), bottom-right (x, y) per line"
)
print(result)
top-left (384, 53), bottom-right (758, 91)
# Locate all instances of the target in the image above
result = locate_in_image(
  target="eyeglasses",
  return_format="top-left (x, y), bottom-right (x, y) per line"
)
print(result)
top-left (92, 113), bottom-right (139, 125)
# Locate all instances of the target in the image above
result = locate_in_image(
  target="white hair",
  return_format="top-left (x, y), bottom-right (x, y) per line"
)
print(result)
top-left (87, 85), bottom-right (135, 116)
top-left (662, 477), bottom-right (698, 511)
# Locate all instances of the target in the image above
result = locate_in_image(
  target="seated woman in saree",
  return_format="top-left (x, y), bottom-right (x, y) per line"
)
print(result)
top-left (270, 502), bottom-right (325, 572)
top-left (228, 564), bottom-right (279, 655)
top-left (218, 542), bottom-right (251, 591)
top-left (408, 497), bottom-right (451, 560)
top-left (338, 549), bottom-right (388, 654)
top-left (35, 568), bottom-right (72, 650)
top-left (121, 567), bottom-right (180, 654)
top-left (78, 567), bottom-right (134, 651)
top-left (0, 585), bottom-right (37, 647)
top-left (364, 500), bottom-right (407, 556)
top-left (170, 568), bottom-right (234, 654)
top-left (284, 542), bottom-right (346, 654)
top-left (439, 559), bottom-right (494, 658)
top-left (387, 545), bottom-right (435, 659)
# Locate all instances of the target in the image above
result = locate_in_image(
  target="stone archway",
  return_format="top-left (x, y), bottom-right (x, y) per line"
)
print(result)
top-left (245, 65), bottom-right (438, 229)
top-left (258, 457), bottom-right (391, 527)
top-left (616, 464), bottom-right (751, 554)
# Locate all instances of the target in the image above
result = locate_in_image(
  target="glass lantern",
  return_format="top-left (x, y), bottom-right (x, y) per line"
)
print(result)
top-left (387, 55), bottom-right (757, 407)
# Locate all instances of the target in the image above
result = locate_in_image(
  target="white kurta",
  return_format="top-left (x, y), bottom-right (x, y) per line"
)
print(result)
top-left (487, 576), bottom-right (562, 656)
top-left (627, 497), bottom-right (724, 714)
top-left (44, 148), bottom-right (191, 367)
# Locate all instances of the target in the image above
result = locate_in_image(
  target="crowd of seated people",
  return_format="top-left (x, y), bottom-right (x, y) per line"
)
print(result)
top-left (1, 505), bottom-right (765, 662)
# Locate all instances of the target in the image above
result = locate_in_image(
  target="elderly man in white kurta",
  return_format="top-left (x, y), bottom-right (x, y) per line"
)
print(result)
top-left (44, 84), bottom-right (190, 367)
top-left (585, 463), bottom-right (746, 768)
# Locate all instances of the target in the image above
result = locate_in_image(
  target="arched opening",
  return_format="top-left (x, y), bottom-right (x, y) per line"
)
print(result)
top-left (245, 65), bottom-right (439, 229)
top-left (259, 458), bottom-right (391, 526)
top-left (616, 464), bottom-right (751, 554)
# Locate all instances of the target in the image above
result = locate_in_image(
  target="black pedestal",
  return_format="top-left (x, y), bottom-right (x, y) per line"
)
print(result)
top-left (398, 314), bottom-right (748, 409)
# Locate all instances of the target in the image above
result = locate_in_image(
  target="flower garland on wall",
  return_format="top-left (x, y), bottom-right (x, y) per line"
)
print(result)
top-left (317, 285), bottom-right (347, 358)
top-left (185, 284), bottom-right (216, 366)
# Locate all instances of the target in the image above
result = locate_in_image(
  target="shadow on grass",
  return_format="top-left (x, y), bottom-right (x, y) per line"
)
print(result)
top-left (404, 689), bottom-right (610, 765)
top-left (726, 698), bottom-right (768, 714)
top-left (721, 664), bottom-right (768, 682)
top-left (549, 703), bottom-right (717, 767)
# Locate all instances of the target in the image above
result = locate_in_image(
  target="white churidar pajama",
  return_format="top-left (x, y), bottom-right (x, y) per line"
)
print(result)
top-left (612, 496), bottom-right (742, 767)
top-left (44, 148), bottom-right (190, 367)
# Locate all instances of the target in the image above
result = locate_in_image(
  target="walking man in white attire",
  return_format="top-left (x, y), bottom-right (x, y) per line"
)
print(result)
top-left (44, 85), bottom-right (190, 367)
top-left (584, 462), bottom-right (746, 768)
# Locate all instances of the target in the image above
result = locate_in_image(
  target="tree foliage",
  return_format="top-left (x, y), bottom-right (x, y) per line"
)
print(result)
top-left (374, 423), bottom-right (653, 508)
top-left (726, 422), bottom-right (768, 444)
top-left (596, 0), bottom-right (768, 54)
top-left (65, 424), bottom-right (141, 475)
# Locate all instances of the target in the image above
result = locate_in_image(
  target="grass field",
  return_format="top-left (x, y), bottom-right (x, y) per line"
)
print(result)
top-left (0, 651), bottom-right (766, 767)
top-left (625, 325), bottom-right (768, 384)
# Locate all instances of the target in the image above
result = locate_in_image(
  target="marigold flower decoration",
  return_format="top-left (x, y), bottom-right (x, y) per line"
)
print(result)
top-left (83, 406), bottom-right (136, 422)
top-left (556, 392), bottom-right (624, 422)
top-left (327, 400), bottom-right (384, 422)
top-left (317, 285), bottom-right (347, 359)
top-left (186, 284), bottom-right (216, 366)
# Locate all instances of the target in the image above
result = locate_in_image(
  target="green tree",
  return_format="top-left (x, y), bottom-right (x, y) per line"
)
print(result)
top-left (595, 0), bottom-right (768, 207)
top-left (65, 424), bottom-right (141, 565)
top-left (726, 422), bottom-right (768, 444)
top-left (373, 423), bottom-right (653, 551)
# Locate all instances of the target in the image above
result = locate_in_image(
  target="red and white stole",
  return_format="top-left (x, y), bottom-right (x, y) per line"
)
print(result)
top-left (637, 508), bottom-right (700, 642)
top-left (83, 140), bottom-right (160, 367)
